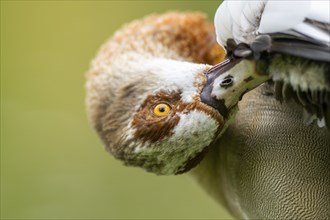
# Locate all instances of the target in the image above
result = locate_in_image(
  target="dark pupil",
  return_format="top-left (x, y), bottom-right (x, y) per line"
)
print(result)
top-left (159, 107), bottom-right (166, 112)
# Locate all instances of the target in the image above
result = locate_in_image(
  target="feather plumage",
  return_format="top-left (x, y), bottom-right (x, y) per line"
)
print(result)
top-left (86, 8), bottom-right (330, 220)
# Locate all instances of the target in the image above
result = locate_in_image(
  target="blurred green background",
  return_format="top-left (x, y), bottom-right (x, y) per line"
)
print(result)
top-left (1, 1), bottom-right (232, 219)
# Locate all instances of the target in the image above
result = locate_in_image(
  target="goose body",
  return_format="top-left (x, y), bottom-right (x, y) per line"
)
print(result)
top-left (86, 4), bottom-right (330, 219)
top-left (192, 85), bottom-right (330, 219)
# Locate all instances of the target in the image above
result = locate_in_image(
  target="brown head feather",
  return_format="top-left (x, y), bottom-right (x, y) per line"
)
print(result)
top-left (87, 12), bottom-right (225, 78)
top-left (86, 12), bottom-right (225, 140)
top-left (86, 12), bottom-right (226, 175)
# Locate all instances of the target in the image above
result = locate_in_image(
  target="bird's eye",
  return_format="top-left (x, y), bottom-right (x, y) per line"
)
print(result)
top-left (153, 103), bottom-right (171, 117)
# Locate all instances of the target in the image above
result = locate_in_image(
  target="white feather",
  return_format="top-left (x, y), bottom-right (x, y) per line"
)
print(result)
top-left (215, 0), bottom-right (266, 45)
top-left (214, 1), bottom-right (234, 45)
top-left (259, 0), bottom-right (330, 45)
top-left (215, 0), bottom-right (330, 45)
top-left (258, 1), bottom-right (311, 33)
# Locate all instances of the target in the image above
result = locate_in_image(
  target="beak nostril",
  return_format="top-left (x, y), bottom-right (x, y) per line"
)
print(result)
top-left (220, 77), bottom-right (234, 88)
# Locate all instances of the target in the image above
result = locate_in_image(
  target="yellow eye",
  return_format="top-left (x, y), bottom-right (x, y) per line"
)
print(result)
top-left (153, 103), bottom-right (171, 117)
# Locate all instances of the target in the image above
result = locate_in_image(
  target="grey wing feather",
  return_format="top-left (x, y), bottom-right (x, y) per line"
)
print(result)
top-left (269, 34), bottom-right (330, 62)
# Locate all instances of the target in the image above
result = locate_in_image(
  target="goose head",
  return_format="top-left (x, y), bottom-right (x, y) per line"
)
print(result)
top-left (86, 12), bottom-right (267, 175)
